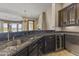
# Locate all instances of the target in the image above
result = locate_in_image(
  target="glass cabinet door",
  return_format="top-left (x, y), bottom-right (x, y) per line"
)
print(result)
top-left (58, 10), bottom-right (62, 27)
top-left (68, 4), bottom-right (76, 25)
top-left (63, 8), bottom-right (69, 26)
top-left (76, 3), bottom-right (79, 24)
top-left (58, 4), bottom-right (77, 27)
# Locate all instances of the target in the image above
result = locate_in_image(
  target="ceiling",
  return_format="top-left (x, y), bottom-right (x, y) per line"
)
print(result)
top-left (0, 3), bottom-right (52, 21)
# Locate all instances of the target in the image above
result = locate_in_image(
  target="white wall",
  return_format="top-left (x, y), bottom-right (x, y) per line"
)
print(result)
top-left (37, 13), bottom-right (43, 30)
top-left (55, 3), bottom-right (63, 31)
top-left (46, 4), bottom-right (55, 30)
top-left (37, 4), bottom-right (55, 30)
top-left (37, 3), bottom-right (62, 30)
top-left (51, 4), bottom-right (55, 30)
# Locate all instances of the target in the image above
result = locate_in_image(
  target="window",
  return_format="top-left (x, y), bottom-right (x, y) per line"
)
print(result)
top-left (18, 23), bottom-right (22, 31)
top-left (0, 23), bottom-right (1, 32)
top-left (29, 21), bottom-right (34, 30)
top-left (0, 20), bottom-right (23, 32)
top-left (0, 21), bottom-right (3, 32)
top-left (10, 23), bottom-right (17, 32)
top-left (3, 23), bottom-right (8, 32)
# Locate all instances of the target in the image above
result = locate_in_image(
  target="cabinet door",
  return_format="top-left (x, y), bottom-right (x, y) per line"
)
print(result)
top-left (58, 10), bottom-right (63, 27)
top-left (76, 3), bottom-right (79, 24)
top-left (44, 35), bottom-right (55, 53)
top-left (63, 8), bottom-right (69, 26)
top-left (55, 34), bottom-right (65, 51)
top-left (58, 8), bottom-right (69, 26)
top-left (38, 36), bottom-right (46, 54)
top-left (13, 47), bottom-right (28, 56)
top-left (61, 35), bottom-right (65, 49)
top-left (29, 46), bottom-right (38, 56)
top-left (56, 35), bottom-right (61, 50)
top-left (28, 41), bottom-right (38, 56)
top-left (68, 4), bottom-right (76, 25)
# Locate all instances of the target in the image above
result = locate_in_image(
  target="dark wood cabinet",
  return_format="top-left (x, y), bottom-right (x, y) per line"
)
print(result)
top-left (13, 40), bottom-right (40, 56)
top-left (39, 35), bottom-right (55, 54)
top-left (58, 3), bottom-right (77, 27)
top-left (13, 34), bottom-right (65, 56)
top-left (45, 35), bottom-right (55, 53)
top-left (65, 34), bottom-right (79, 55)
top-left (55, 33), bottom-right (65, 51)
top-left (28, 41), bottom-right (39, 56)
top-left (13, 46), bottom-right (28, 56)
top-left (38, 37), bottom-right (46, 55)
top-left (69, 4), bottom-right (77, 25)
top-left (76, 3), bottom-right (79, 24)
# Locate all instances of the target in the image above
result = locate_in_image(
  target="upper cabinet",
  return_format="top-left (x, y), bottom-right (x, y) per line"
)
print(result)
top-left (58, 3), bottom-right (77, 27)
top-left (76, 4), bottom-right (79, 24)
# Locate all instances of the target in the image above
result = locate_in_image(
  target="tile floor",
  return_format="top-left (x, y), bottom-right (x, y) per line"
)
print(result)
top-left (45, 50), bottom-right (75, 56)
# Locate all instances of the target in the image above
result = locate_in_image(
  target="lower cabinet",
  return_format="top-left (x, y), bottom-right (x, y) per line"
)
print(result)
top-left (39, 35), bottom-right (55, 54)
top-left (13, 41), bottom-right (39, 56)
top-left (38, 37), bottom-right (46, 55)
top-left (44, 35), bottom-right (55, 53)
top-left (13, 34), bottom-right (65, 56)
top-left (55, 33), bottom-right (65, 51)
top-left (13, 46), bottom-right (28, 56)
top-left (28, 40), bottom-right (39, 56)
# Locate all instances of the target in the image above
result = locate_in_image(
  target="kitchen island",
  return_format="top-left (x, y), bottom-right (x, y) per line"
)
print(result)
top-left (0, 33), bottom-right (55, 56)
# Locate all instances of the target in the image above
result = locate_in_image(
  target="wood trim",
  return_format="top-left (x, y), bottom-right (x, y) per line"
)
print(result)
top-left (58, 3), bottom-right (73, 12)
top-left (33, 21), bottom-right (35, 30)
top-left (27, 20), bottom-right (29, 31)
top-left (27, 20), bottom-right (35, 30)
top-left (0, 20), bottom-right (22, 23)
top-left (17, 24), bottom-right (18, 32)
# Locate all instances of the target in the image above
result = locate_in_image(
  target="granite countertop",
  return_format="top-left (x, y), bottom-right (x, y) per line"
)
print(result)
top-left (0, 33), bottom-right (54, 56)
top-left (64, 33), bottom-right (79, 36)
top-left (55, 31), bottom-right (79, 36)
